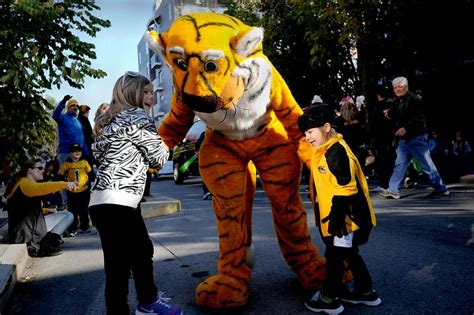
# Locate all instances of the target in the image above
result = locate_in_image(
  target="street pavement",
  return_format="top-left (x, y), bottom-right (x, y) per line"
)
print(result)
top-left (3, 176), bottom-right (474, 314)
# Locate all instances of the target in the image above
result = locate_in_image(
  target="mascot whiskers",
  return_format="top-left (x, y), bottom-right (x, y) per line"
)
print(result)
top-left (147, 12), bottom-right (344, 309)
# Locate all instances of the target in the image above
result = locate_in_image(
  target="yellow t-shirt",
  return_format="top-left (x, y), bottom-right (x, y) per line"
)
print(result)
top-left (59, 159), bottom-right (92, 193)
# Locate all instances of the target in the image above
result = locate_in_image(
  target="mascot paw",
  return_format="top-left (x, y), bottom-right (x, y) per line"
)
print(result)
top-left (195, 274), bottom-right (249, 308)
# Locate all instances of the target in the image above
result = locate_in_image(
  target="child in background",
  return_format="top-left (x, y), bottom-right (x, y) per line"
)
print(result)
top-left (59, 144), bottom-right (94, 236)
top-left (90, 71), bottom-right (182, 315)
top-left (298, 104), bottom-right (381, 314)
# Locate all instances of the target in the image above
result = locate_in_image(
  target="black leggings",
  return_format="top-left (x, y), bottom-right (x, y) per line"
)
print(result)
top-left (323, 245), bottom-right (373, 298)
top-left (89, 204), bottom-right (157, 314)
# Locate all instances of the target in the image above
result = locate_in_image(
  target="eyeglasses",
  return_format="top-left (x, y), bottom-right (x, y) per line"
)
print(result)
top-left (32, 166), bottom-right (44, 171)
top-left (121, 71), bottom-right (141, 86)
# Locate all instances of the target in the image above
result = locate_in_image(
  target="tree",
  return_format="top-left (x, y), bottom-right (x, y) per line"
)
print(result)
top-left (0, 0), bottom-right (110, 172)
top-left (230, 0), bottom-right (473, 138)
top-left (226, 0), bottom-right (327, 106)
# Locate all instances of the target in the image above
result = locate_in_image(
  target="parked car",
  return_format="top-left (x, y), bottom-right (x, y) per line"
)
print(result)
top-left (172, 119), bottom-right (206, 184)
top-left (157, 157), bottom-right (173, 179)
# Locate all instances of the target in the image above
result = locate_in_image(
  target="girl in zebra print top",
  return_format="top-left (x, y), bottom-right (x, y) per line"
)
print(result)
top-left (89, 72), bottom-right (182, 315)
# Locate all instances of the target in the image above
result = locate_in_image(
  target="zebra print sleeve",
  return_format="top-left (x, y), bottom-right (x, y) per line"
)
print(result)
top-left (128, 118), bottom-right (170, 169)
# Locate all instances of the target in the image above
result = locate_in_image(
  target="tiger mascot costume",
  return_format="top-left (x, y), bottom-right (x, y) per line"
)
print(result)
top-left (147, 12), bottom-right (337, 308)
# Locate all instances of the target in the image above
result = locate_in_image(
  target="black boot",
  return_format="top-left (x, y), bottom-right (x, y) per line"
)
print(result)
top-left (27, 241), bottom-right (41, 257)
top-left (38, 244), bottom-right (63, 257)
top-left (38, 233), bottom-right (64, 257)
top-left (41, 232), bottom-right (63, 248)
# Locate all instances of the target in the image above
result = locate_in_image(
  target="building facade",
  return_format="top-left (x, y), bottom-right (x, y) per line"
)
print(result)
top-left (137, 0), bottom-right (226, 126)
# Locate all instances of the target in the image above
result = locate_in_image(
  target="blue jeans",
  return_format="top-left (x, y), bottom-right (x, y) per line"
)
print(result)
top-left (44, 211), bottom-right (73, 235)
top-left (388, 134), bottom-right (447, 194)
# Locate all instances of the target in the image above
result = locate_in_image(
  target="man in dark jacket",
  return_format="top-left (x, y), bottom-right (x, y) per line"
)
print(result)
top-left (367, 84), bottom-right (396, 191)
top-left (78, 104), bottom-right (94, 165)
top-left (379, 77), bottom-right (448, 199)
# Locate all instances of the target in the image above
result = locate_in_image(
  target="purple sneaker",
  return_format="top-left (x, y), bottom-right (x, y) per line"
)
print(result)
top-left (135, 292), bottom-right (183, 315)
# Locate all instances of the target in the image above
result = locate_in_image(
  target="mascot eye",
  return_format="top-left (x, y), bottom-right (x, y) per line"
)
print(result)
top-left (175, 59), bottom-right (188, 71)
top-left (204, 61), bottom-right (218, 73)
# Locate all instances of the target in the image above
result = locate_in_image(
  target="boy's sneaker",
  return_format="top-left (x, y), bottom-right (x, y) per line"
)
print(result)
top-left (426, 190), bottom-right (449, 198)
top-left (305, 291), bottom-right (344, 314)
top-left (378, 189), bottom-right (400, 199)
top-left (78, 228), bottom-right (92, 234)
top-left (136, 292), bottom-right (183, 315)
top-left (341, 290), bottom-right (382, 306)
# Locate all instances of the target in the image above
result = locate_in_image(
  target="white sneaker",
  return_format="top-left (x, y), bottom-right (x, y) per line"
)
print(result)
top-left (373, 186), bottom-right (384, 192)
top-left (379, 189), bottom-right (400, 199)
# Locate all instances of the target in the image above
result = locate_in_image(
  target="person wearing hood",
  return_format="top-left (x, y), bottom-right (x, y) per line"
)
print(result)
top-left (78, 104), bottom-right (94, 165)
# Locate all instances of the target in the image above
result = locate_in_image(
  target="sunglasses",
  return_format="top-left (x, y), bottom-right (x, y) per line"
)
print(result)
top-left (32, 166), bottom-right (44, 171)
top-left (121, 71), bottom-right (141, 86)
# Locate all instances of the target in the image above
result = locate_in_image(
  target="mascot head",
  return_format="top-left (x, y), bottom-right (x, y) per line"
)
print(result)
top-left (146, 13), bottom-right (264, 113)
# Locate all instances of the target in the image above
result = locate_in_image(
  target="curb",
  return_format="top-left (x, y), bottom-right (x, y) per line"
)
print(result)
top-left (141, 198), bottom-right (181, 219)
top-left (460, 174), bottom-right (474, 184)
top-left (0, 243), bottom-right (29, 313)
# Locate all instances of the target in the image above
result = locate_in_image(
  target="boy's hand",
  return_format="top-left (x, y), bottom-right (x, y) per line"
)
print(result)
top-left (322, 196), bottom-right (351, 237)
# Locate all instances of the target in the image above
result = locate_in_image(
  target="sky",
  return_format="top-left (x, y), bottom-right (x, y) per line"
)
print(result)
top-left (46, 0), bottom-right (156, 120)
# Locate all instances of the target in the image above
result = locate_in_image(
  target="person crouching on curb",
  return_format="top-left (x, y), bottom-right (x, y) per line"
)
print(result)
top-left (5, 159), bottom-right (77, 257)
top-left (297, 104), bottom-right (381, 314)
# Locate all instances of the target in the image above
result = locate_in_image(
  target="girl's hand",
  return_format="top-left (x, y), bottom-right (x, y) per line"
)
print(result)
top-left (66, 182), bottom-right (78, 191)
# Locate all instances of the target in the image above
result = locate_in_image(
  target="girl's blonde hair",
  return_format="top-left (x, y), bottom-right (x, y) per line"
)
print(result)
top-left (94, 72), bottom-right (151, 135)
top-left (324, 126), bottom-right (337, 143)
top-left (340, 102), bottom-right (358, 122)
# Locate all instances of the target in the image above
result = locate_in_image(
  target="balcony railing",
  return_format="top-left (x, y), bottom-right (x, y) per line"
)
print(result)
top-left (150, 55), bottom-right (162, 68)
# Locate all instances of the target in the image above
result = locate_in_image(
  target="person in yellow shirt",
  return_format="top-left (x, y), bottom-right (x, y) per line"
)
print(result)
top-left (59, 144), bottom-right (94, 235)
top-left (5, 159), bottom-right (77, 257)
top-left (298, 104), bottom-right (381, 314)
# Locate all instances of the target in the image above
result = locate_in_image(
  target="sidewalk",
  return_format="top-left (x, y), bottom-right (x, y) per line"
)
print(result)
top-left (0, 184), bottom-right (180, 314)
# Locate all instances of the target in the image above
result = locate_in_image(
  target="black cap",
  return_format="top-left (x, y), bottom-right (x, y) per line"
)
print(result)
top-left (376, 84), bottom-right (390, 98)
top-left (80, 105), bottom-right (91, 113)
top-left (298, 104), bottom-right (336, 133)
top-left (69, 144), bottom-right (83, 153)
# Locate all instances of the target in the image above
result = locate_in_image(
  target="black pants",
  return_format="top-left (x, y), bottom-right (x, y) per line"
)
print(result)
top-left (89, 204), bottom-right (157, 314)
top-left (375, 143), bottom-right (395, 189)
top-left (66, 190), bottom-right (90, 231)
top-left (323, 244), bottom-right (373, 298)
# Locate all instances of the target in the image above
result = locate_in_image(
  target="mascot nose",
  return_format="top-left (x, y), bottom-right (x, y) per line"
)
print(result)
top-left (183, 93), bottom-right (223, 113)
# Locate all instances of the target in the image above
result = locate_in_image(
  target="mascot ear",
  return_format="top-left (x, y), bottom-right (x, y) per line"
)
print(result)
top-left (233, 27), bottom-right (264, 58)
top-left (146, 30), bottom-right (168, 60)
